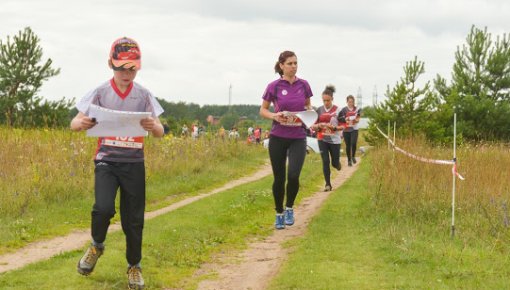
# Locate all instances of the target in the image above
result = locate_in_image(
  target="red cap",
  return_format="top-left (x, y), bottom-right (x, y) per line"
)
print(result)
top-left (109, 37), bottom-right (141, 70)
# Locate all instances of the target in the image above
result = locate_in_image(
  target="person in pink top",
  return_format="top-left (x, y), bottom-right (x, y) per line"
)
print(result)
top-left (70, 37), bottom-right (164, 290)
top-left (259, 50), bottom-right (313, 230)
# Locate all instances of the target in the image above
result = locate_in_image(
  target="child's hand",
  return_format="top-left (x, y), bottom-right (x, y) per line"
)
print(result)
top-left (80, 117), bottom-right (97, 130)
top-left (140, 117), bottom-right (156, 131)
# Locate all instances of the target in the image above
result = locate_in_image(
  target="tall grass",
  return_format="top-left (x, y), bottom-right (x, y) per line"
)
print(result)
top-left (272, 153), bottom-right (510, 289)
top-left (369, 138), bottom-right (510, 243)
top-left (0, 127), bottom-right (266, 252)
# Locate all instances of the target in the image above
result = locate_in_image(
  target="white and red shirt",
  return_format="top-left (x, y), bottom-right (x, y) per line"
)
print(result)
top-left (338, 106), bottom-right (362, 133)
top-left (76, 79), bottom-right (164, 162)
top-left (315, 105), bottom-right (341, 144)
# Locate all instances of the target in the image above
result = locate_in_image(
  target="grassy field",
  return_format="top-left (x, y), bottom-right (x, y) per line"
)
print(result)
top-left (369, 139), bottom-right (510, 243)
top-left (0, 127), bottom-right (267, 253)
top-left (271, 143), bottom-right (510, 289)
top-left (0, 149), bottom-right (324, 289)
top-left (4, 128), bottom-right (510, 289)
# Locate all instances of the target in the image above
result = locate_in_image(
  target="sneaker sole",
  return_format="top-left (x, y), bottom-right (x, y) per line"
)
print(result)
top-left (77, 263), bottom-right (94, 276)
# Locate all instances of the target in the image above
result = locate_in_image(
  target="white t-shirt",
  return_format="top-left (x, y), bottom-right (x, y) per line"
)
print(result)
top-left (76, 79), bottom-right (164, 162)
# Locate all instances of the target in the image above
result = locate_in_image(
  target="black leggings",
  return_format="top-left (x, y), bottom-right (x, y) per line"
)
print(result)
top-left (318, 140), bottom-right (341, 186)
top-left (268, 136), bottom-right (307, 213)
top-left (343, 130), bottom-right (359, 161)
top-left (92, 161), bottom-right (146, 266)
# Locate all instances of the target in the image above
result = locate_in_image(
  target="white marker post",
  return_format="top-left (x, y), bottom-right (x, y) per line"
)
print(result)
top-left (387, 120), bottom-right (391, 149)
top-left (451, 113), bottom-right (457, 238)
top-left (393, 122), bottom-right (396, 147)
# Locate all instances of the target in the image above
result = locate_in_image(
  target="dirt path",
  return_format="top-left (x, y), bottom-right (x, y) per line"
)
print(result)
top-left (196, 159), bottom-right (360, 290)
top-left (0, 164), bottom-right (272, 274)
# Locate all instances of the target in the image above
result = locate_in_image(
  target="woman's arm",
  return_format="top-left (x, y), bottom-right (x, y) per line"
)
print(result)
top-left (260, 100), bottom-right (287, 123)
top-left (304, 98), bottom-right (312, 110)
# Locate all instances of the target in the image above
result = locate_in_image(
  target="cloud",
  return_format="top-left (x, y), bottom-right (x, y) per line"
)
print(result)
top-left (155, 0), bottom-right (510, 35)
top-left (1, 0), bottom-right (509, 107)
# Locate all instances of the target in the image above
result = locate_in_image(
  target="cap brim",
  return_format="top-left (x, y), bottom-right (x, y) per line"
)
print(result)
top-left (111, 59), bottom-right (141, 70)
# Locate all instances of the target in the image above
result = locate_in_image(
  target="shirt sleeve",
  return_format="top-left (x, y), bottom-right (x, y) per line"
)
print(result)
top-left (145, 92), bottom-right (164, 118)
top-left (262, 83), bottom-right (275, 103)
top-left (337, 107), bottom-right (347, 123)
top-left (75, 89), bottom-right (98, 115)
top-left (303, 80), bottom-right (313, 99)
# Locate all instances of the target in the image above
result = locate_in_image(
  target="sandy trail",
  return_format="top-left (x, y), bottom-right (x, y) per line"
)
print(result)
top-left (196, 159), bottom-right (360, 290)
top-left (0, 164), bottom-right (272, 273)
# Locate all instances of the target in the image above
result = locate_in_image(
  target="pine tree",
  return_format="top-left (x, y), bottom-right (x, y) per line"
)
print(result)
top-left (0, 27), bottom-right (65, 127)
top-left (365, 57), bottom-right (436, 144)
top-left (436, 25), bottom-right (510, 141)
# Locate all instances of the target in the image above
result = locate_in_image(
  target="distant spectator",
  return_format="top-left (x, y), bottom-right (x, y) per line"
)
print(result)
top-left (254, 127), bottom-right (262, 144)
top-left (263, 130), bottom-right (270, 140)
top-left (181, 124), bottom-right (189, 137)
top-left (229, 127), bottom-right (240, 139)
top-left (198, 125), bottom-right (205, 136)
top-left (191, 123), bottom-right (199, 139)
top-left (218, 126), bottom-right (226, 139)
top-left (163, 122), bottom-right (170, 135)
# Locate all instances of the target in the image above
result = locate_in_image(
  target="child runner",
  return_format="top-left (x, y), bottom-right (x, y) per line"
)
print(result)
top-left (70, 37), bottom-right (164, 290)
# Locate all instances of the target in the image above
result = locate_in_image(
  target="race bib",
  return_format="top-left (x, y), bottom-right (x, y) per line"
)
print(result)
top-left (103, 136), bottom-right (144, 149)
top-left (279, 112), bottom-right (303, 127)
top-left (321, 127), bottom-right (335, 136)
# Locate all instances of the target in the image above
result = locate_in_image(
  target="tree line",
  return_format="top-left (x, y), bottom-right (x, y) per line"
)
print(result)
top-left (2, 26), bottom-right (510, 144)
top-left (156, 99), bottom-right (267, 135)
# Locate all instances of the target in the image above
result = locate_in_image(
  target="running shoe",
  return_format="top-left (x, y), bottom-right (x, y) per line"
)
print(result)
top-left (275, 214), bottom-right (285, 229)
top-left (127, 265), bottom-right (145, 289)
top-left (77, 244), bottom-right (104, 275)
top-left (284, 208), bottom-right (294, 225)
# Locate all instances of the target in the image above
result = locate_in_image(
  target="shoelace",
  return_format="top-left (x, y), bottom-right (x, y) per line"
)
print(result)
top-left (128, 267), bottom-right (142, 283)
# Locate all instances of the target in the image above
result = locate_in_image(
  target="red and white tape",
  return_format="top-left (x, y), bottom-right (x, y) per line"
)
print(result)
top-left (376, 126), bottom-right (464, 180)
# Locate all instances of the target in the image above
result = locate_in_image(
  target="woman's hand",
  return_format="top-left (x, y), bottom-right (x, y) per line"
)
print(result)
top-left (272, 111), bottom-right (289, 123)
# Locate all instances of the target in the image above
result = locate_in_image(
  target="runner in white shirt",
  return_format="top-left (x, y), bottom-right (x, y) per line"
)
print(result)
top-left (70, 37), bottom-right (163, 290)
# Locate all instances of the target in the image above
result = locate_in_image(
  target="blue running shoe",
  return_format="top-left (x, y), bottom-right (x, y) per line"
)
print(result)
top-left (275, 214), bottom-right (285, 230)
top-left (284, 208), bottom-right (294, 225)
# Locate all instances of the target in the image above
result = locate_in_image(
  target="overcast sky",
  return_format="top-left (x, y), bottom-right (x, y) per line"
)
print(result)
top-left (1, 0), bottom-right (509, 108)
